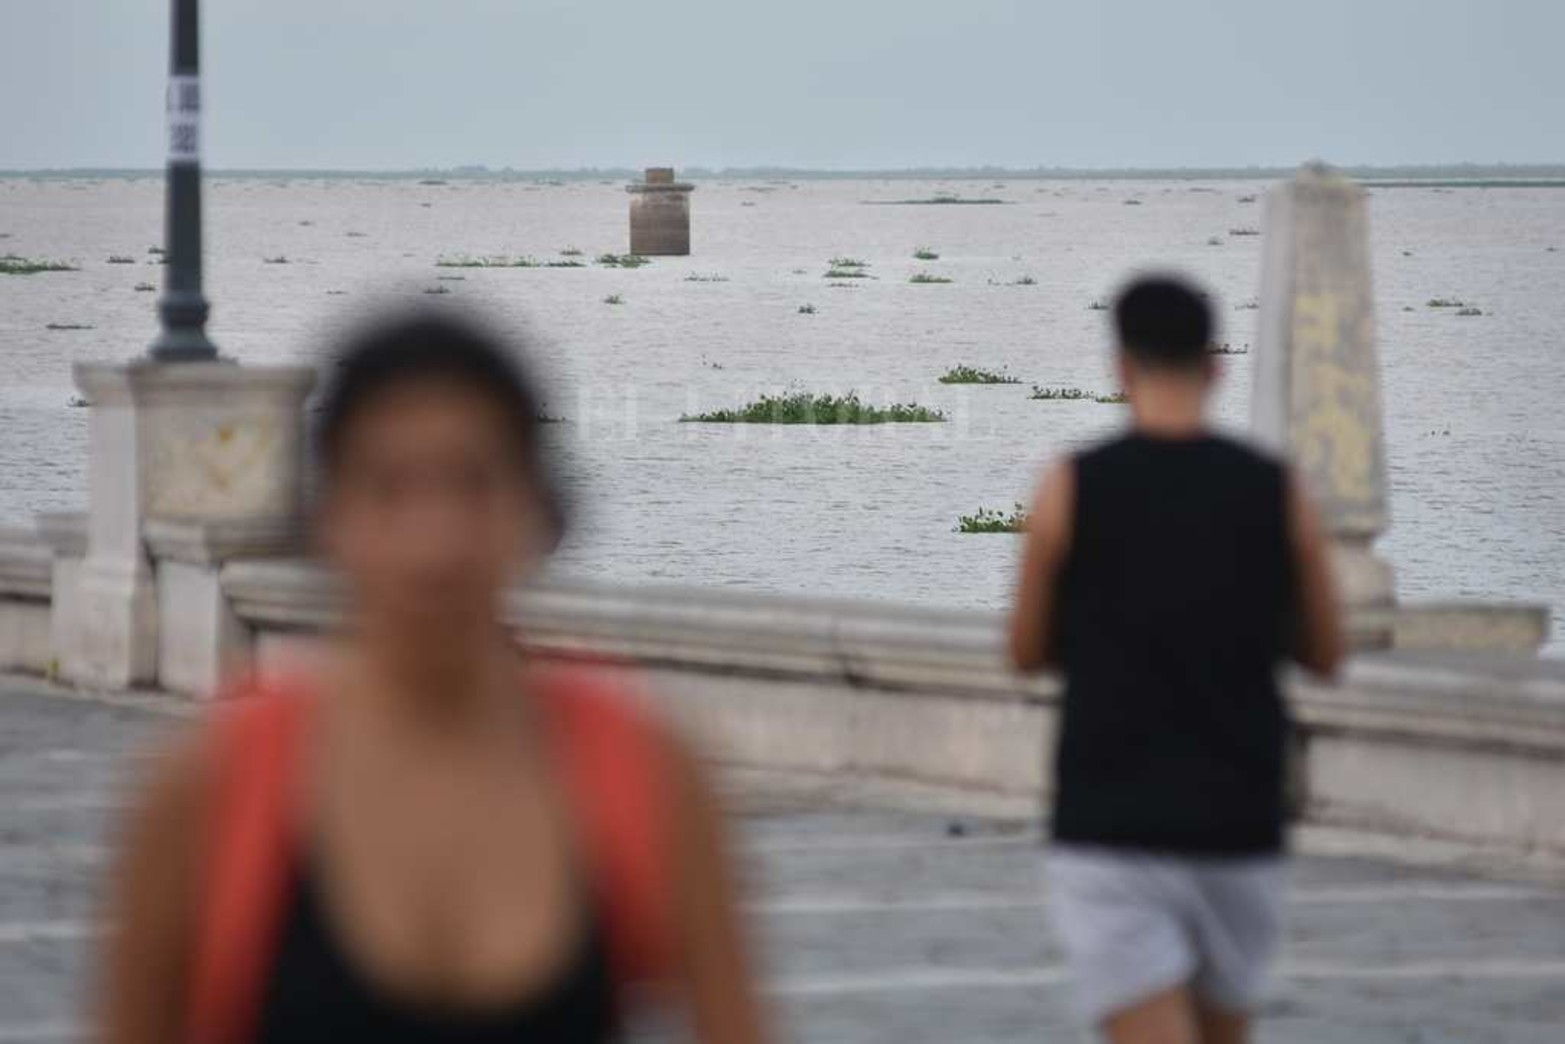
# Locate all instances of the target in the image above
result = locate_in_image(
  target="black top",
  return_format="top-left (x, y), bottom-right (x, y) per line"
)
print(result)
top-left (1050, 432), bottom-right (1295, 855)
top-left (255, 862), bottom-right (620, 1044)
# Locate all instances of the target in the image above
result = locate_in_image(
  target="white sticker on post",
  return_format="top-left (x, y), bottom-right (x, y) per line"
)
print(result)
top-left (167, 74), bottom-right (200, 162)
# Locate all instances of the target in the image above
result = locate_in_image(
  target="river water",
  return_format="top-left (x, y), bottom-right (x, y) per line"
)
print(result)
top-left (1, 175), bottom-right (1560, 654)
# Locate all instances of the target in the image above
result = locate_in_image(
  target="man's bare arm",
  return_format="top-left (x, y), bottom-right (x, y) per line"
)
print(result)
top-left (1286, 473), bottom-right (1345, 678)
top-left (1009, 459), bottom-right (1075, 672)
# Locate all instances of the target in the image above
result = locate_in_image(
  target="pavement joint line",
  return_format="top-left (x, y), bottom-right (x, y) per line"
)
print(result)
top-left (0, 673), bottom-right (195, 719)
top-left (9, 958), bottom-right (1565, 1036)
top-left (769, 958), bottom-right (1565, 997)
top-left (0, 1024), bottom-right (77, 1043)
top-left (0, 842), bottom-right (108, 866)
top-left (749, 883), bottom-right (1550, 915)
top-left (0, 921), bottom-right (99, 944)
top-left (7, 795), bottom-right (122, 813)
top-left (747, 833), bottom-right (1040, 854)
top-left (0, 879), bottom-right (1551, 948)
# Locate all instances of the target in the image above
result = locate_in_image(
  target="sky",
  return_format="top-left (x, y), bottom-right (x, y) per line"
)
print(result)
top-left (2, 0), bottom-right (1562, 171)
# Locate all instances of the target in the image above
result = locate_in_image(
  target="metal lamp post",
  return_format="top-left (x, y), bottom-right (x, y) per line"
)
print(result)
top-left (148, 0), bottom-right (219, 361)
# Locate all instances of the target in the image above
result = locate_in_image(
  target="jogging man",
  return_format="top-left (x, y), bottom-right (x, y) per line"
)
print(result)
top-left (1010, 275), bottom-right (1343, 1044)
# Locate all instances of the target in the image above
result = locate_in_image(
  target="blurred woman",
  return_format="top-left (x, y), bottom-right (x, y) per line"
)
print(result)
top-left (101, 313), bottom-right (767, 1044)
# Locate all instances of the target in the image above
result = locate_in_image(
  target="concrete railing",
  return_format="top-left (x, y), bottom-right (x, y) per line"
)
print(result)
top-left (219, 558), bottom-right (1565, 856)
top-left (0, 528), bottom-right (51, 675)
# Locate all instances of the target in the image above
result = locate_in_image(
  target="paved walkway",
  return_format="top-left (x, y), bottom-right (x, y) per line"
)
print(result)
top-left (2, 676), bottom-right (1563, 1042)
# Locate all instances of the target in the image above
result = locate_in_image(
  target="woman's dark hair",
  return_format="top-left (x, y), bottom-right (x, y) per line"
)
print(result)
top-left (1113, 275), bottom-right (1215, 369)
top-left (314, 311), bottom-right (567, 544)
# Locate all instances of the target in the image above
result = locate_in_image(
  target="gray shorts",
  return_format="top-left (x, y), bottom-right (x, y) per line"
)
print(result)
top-left (1047, 844), bottom-right (1287, 1025)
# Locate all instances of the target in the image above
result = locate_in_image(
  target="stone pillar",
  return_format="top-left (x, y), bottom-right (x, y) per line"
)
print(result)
top-left (36, 512), bottom-right (87, 677)
top-left (66, 361), bottom-right (315, 692)
top-left (627, 167), bottom-right (694, 256)
top-left (1253, 162), bottom-right (1394, 647)
top-left (71, 367), bottom-right (159, 688)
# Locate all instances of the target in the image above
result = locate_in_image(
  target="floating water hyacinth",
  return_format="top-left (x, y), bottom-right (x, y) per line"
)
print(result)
top-left (955, 504), bottom-right (1029, 533)
top-left (939, 365), bottom-right (1019, 385)
top-left (681, 392), bottom-right (945, 425)
top-left (1029, 385), bottom-right (1091, 401)
top-left (0, 256), bottom-right (78, 275)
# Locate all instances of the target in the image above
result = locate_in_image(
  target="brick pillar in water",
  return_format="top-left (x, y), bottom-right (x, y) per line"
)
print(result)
top-left (627, 167), bottom-right (694, 256)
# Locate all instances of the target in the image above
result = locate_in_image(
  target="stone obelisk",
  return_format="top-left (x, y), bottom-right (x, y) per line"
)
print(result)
top-left (1253, 162), bottom-right (1394, 647)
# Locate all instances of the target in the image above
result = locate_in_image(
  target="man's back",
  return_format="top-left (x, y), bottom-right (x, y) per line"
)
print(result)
top-left (1009, 276), bottom-right (1342, 1041)
top-left (1052, 431), bottom-right (1295, 855)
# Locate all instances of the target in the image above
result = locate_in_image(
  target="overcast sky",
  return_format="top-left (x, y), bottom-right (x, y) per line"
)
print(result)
top-left (3, 0), bottom-right (1561, 170)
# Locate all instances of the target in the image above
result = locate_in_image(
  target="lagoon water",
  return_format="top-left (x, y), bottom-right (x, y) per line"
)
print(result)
top-left (1, 175), bottom-right (1561, 654)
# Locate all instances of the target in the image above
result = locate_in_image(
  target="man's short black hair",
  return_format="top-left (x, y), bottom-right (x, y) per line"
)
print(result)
top-left (314, 310), bottom-right (567, 543)
top-left (1113, 275), bottom-right (1214, 368)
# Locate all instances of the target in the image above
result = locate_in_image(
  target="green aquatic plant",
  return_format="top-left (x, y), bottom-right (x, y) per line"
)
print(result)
top-left (436, 255), bottom-right (539, 268)
top-left (1087, 299), bottom-right (1109, 311)
top-left (939, 365), bottom-right (1019, 385)
top-left (912, 247), bottom-right (940, 260)
top-left (798, 304), bottom-right (817, 314)
top-left (559, 247), bottom-right (584, 257)
top-left (262, 255), bottom-right (289, 264)
top-left (825, 267), bottom-right (874, 279)
top-left (1029, 385), bottom-right (1091, 401)
top-left (422, 285), bottom-right (451, 295)
top-left (909, 272), bottom-right (953, 284)
top-left (1094, 391), bottom-right (1130, 404)
top-left (45, 323), bottom-right (94, 331)
top-left (106, 255), bottom-right (136, 265)
top-left (1455, 307), bottom-right (1483, 316)
top-left (680, 392), bottom-right (945, 425)
top-left (133, 282), bottom-right (156, 292)
top-left (545, 259), bottom-right (587, 268)
top-left (603, 294), bottom-right (624, 305)
top-left (1426, 298), bottom-right (1466, 308)
top-left (955, 504), bottom-right (1029, 533)
top-left (0, 256), bottom-right (79, 275)
top-left (828, 256), bottom-right (869, 269)
top-left (1228, 227), bottom-right (1260, 237)
top-left (1011, 275), bottom-right (1037, 286)
top-left (868, 196), bottom-right (1008, 206)
top-left (597, 253), bottom-right (649, 268)
top-left (684, 273), bottom-right (730, 282)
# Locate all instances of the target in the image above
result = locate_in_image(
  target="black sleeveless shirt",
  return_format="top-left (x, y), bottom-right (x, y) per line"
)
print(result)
top-left (254, 861), bottom-right (620, 1044)
top-left (1050, 432), bottom-right (1295, 855)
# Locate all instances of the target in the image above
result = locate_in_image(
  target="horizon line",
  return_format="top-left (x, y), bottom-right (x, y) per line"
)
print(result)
top-left (5, 161), bottom-right (1565, 181)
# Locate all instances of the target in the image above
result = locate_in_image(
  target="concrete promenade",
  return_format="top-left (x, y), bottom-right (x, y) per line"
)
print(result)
top-left (2, 676), bottom-right (1563, 1043)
